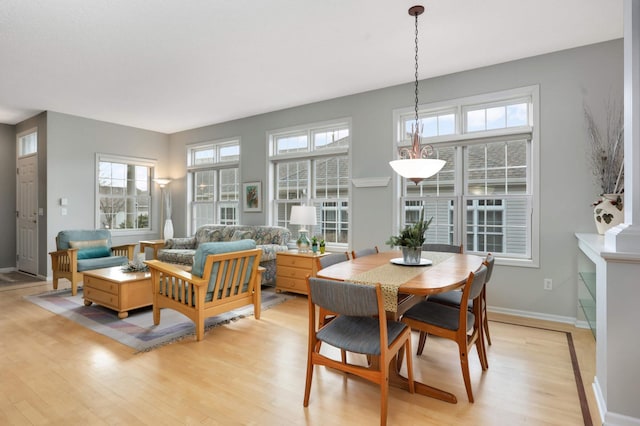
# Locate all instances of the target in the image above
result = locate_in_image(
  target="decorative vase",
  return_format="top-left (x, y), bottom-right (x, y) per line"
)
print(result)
top-left (311, 244), bottom-right (318, 253)
top-left (401, 246), bottom-right (422, 265)
top-left (593, 194), bottom-right (623, 235)
top-left (164, 219), bottom-right (174, 240)
top-left (320, 245), bottom-right (326, 254)
top-left (297, 231), bottom-right (310, 253)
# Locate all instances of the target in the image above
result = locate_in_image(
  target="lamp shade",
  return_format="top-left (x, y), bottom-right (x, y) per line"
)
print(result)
top-left (290, 206), bottom-right (317, 226)
top-left (389, 158), bottom-right (446, 183)
top-left (154, 178), bottom-right (172, 187)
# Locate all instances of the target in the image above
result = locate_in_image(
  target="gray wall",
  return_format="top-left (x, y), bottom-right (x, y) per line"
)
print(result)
top-left (169, 39), bottom-right (623, 320)
top-left (44, 112), bottom-right (170, 273)
top-left (0, 123), bottom-right (16, 269)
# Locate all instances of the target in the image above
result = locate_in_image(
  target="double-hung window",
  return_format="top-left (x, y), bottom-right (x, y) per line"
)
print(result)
top-left (97, 154), bottom-right (154, 232)
top-left (395, 86), bottom-right (539, 266)
top-left (269, 119), bottom-right (351, 250)
top-left (187, 139), bottom-right (240, 233)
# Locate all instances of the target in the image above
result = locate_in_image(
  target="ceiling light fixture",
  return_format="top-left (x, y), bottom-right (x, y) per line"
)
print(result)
top-left (389, 5), bottom-right (446, 185)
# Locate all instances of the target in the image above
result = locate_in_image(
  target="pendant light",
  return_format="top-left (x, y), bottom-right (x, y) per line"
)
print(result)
top-left (389, 5), bottom-right (445, 185)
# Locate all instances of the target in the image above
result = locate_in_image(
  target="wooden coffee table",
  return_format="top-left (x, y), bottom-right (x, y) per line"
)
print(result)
top-left (82, 266), bottom-right (152, 319)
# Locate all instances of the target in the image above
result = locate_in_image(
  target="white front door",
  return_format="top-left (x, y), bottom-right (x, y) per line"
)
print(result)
top-left (17, 154), bottom-right (38, 275)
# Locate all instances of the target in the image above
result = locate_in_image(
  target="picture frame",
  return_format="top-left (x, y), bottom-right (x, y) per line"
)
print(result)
top-left (243, 181), bottom-right (262, 212)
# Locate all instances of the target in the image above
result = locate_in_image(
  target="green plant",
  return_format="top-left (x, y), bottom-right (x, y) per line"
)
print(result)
top-left (386, 207), bottom-right (432, 249)
top-left (311, 236), bottom-right (318, 245)
top-left (319, 238), bottom-right (325, 247)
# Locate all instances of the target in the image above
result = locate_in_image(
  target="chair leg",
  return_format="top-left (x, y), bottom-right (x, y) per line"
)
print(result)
top-left (482, 289), bottom-right (492, 346)
top-left (483, 310), bottom-right (492, 346)
top-left (416, 331), bottom-right (427, 355)
top-left (52, 277), bottom-right (59, 290)
top-left (303, 354), bottom-right (314, 407)
top-left (379, 369), bottom-right (389, 426)
top-left (459, 345), bottom-right (474, 403)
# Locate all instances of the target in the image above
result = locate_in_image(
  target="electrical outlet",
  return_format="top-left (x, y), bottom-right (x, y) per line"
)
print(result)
top-left (544, 278), bottom-right (553, 290)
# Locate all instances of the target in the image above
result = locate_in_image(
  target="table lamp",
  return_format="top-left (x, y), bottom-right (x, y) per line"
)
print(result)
top-left (290, 206), bottom-right (317, 253)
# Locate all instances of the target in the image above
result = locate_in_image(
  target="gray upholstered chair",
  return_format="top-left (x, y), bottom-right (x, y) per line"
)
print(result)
top-left (351, 246), bottom-right (379, 259)
top-left (401, 264), bottom-right (488, 403)
top-left (317, 252), bottom-right (350, 270)
top-left (421, 243), bottom-right (463, 253)
top-left (304, 277), bottom-right (414, 426)
top-left (428, 253), bottom-right (495, 345)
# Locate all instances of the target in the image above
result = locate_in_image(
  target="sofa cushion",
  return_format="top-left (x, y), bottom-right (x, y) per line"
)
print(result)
top-left (77, 246), bottom-right (112, 260)
top-left (230, 230), bottom-right (254, 241)
top-left (157, 249), bottom-right (195, 265)
top-left (77, 256), bottom-right (129, 272)
top-left (57, 230), bottom-right (113, 250)
top-left (192, 239), bottom-right (257, 278)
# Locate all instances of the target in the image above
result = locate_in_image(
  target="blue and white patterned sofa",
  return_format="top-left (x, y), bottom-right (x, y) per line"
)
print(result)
top-left (157, 224), bottom-right (291, 286)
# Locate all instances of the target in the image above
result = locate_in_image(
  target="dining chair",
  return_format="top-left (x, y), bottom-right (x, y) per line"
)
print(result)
top-left (351, 245), bottom-right (379, 259)
top-left (427, 253), bottom-right (495, 345)
top-left (400, 264), bottom-right (488, 403)
top-left (314, 252), bottom-right (351, 362)
top-left (304, 277), bottom-right (415, 426)
top-left (421, 243), bottom-right (463, 253)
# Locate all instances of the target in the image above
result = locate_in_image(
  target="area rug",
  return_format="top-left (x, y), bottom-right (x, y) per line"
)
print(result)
top-left (25, 287), bottom-right (292, 352)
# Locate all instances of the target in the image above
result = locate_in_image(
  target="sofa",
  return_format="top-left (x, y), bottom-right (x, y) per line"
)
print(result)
top-left (157, 224), bottom-right (291, 285)
top-left (49, 229), bottom-right (136, 295)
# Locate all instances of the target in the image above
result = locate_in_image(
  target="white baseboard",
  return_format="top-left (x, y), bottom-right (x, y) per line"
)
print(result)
top-left (487, 305), bottom-right (577, 325)
top-left (0, 267), bottom-right (17, 273)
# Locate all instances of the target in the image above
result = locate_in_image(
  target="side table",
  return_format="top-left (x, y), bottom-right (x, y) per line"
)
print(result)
top-left (139, 239), bottom-right (166, 260)
top-left (276, 251), bottom-right (329, 295)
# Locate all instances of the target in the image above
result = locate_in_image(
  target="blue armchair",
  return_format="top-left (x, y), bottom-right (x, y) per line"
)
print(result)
top-left (49, 229), bottom-right (136, 295)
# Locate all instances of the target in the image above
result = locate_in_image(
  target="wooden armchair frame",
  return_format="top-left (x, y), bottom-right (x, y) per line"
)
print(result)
top-left (49, 241), bottom-right (135, 296)
top-left (145, 248), bottom-right (264, 341)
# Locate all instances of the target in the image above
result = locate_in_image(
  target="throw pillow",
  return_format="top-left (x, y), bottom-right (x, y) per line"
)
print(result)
top-left (77, 246), bottom-right (112, 259)
top-left (230, 230), bottom-right (254, 241)
top-left (69, 239), bottom-right (109, 249)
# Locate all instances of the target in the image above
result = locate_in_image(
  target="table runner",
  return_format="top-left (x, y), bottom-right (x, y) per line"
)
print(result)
top-left (351, 251), bottom-right (455, 312)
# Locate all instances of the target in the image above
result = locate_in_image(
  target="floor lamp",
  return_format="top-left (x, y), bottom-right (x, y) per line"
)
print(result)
top-left (154, 178), bottom-right (172, 239)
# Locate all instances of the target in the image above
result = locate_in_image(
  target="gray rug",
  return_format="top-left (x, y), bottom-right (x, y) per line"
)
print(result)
top-left (25, 287), bottom-right (292, 352)
top-left (0, 271), bottom-right (43, 287)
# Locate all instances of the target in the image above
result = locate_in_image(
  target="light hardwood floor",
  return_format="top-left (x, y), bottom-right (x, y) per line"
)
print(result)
top-left (0, 280), bottom-right (599, 425)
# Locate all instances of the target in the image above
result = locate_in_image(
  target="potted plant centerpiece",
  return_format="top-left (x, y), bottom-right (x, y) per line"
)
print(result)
top-left (585, 101), bottom-right (624, 234)
top-left (386, 207), bottom-right (433, 265)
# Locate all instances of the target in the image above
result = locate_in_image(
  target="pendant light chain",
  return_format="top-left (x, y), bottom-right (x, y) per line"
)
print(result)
top-left (414, 12), bottom-right (420, 127)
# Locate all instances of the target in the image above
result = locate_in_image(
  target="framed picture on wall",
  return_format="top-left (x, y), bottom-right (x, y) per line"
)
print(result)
top-left (243, 181), bottom-right (262, 212)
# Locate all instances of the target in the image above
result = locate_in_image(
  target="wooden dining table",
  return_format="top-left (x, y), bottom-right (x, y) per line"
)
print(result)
top-left (316, 249), bottom-right (485, 404)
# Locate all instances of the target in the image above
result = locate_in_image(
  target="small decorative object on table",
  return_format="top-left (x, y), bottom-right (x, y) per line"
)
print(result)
top-left (386, 207), bottom-right (432, 265)
top-left (319, 238), bottom-right (326, 254)
top-left (585, 100), bottom-right (624, 234)
top-left (311, 236), bottom-right (318, 253)
top-left (122, 260), bottom-right (149, 273)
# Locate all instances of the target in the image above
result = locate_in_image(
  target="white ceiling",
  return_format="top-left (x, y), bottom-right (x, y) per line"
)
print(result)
top-left (0, 0), bottom-right (623, 134)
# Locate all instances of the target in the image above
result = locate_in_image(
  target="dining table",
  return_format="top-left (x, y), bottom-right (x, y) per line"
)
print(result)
top-left (316, 249), bottom-right (485, 404)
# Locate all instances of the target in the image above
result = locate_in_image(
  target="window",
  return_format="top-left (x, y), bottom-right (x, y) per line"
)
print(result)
top-left (17, 128), bottom-right (37, 157)
top-left (269, 120), bottom-right (351, 249)
top-left (187, 139), bottom-right (240, 232)
top-left (394, 87), bottom-right (539, 266)
top-left (96, 154), bottom-right (154, 232)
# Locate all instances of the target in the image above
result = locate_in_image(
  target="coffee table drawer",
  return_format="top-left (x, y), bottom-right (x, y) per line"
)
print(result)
top-left (84, 275), bottom-right (120, 295)
top-left (84, 286), bottom-right (118, 308)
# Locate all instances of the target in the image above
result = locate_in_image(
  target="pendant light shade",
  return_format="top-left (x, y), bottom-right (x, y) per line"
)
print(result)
top-left (389, 5), bottom-right (446, 184)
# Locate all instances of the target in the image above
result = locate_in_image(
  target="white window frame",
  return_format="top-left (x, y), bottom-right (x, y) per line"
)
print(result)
top-left (392, 86), bottom-right (540, 267)
top-left (95, 153), bottom-right (156, 235)
top-left (268, 118), bottom-right (352, 251)
top-left (186, 138), bottom-right (240, 234)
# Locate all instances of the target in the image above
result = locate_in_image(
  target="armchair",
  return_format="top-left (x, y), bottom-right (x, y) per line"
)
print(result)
top-left (145, 239), bottom-right (263, 341)
top-left (49, 229), bottom-right (135, 296)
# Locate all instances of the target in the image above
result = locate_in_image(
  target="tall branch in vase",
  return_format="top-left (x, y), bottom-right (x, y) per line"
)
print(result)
top-left (584, 100), bottom-right (624, 196)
